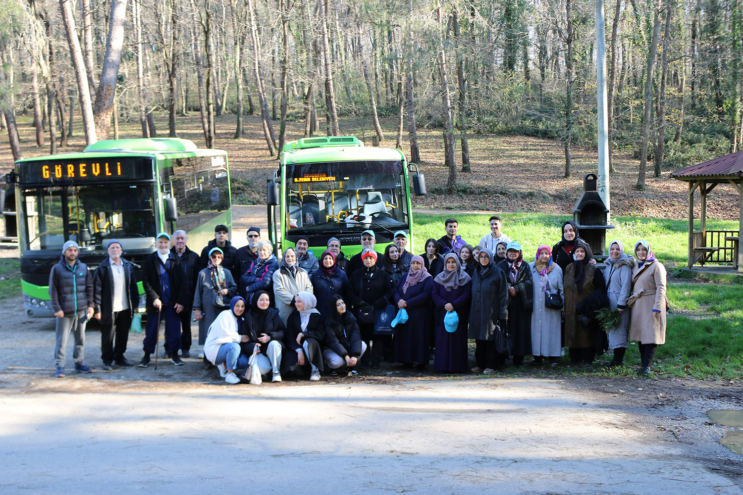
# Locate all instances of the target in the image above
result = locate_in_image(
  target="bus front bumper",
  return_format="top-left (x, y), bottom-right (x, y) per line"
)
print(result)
top-left (24, 296), bottom-right (55, 318)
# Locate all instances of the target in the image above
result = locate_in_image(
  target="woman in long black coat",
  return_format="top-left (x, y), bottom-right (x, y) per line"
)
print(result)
top-left (393, 255), bottom-right (434, 370)
top-left (497, 241), bottom-right (534, 366)
top-left (469, 248), bottom-right (509, 373)
top-left (552, 221), bottom-right (591, 272)
top-left (348, 249), bottom-right (391, 368)
top-left (431, 253), bottom-right (472, 373)
top-left (310, 250), bottom-right (349, 319)
top-left (284, 291), bottom-right (325, 380)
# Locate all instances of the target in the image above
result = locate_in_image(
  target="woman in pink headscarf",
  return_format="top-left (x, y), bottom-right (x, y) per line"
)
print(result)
top-left (392, 255), bottom-right (433, 370)
top-left (529, 246), bottom-right (564, 366)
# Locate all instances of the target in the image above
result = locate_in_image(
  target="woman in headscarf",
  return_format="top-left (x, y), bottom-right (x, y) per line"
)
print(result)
top-left (241, 240), bottom-right (279, 305)
top-left (459, 244), bottom-right (476, 277)
top-left (239, 290), bottom-right (285, 382)
top-left (529, 246), bottom-right (563, 366)
top-left (194, 247), bottom-right (238, 350)
top-left (602, 240), bottom-right (635, 369)
top-left (563, 241), bottom-right (606, 366)
top-left (380, 244), bottom-right (406, 289)
top-left (422, 238), bottom-right (445, 277)
top-left (627, 240), bottom-right (668, 375)
top-left (349, 249), bottom-right (391, 369)
top-left (468, 248), bottom-right (509, 373)
top-left (323, 294), bottom-right (367, 375)
top-left (431, 253), bottom-right (472, 373)
top-left (310, 250), bottom-right (350, 318)
top-left (272, 247), bottom-right (313, 324)
top-left (494, 241), bottom-right (508, 264)
top-left (496, 241), bottom-right (534, 366)
top-left (284, 291), bottom-right (325, 380)
top-left (393, 255), bottom-right (434, 370)
top-left (203, 296), bottom-right (245, 384)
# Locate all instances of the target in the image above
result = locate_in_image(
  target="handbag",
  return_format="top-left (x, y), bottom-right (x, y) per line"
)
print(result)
top-left (374, 304), bottom-right (397, 336)
top-left (356, 305), bottom-right (375, 325)
top-left (493, 324), bottom-right (509, 355)
top-left (243, 346), bottom-right (262, 385)
top-left (129, 313), bottom-right (142, 333)
top-left (545, 292), bottom-right (563, 310)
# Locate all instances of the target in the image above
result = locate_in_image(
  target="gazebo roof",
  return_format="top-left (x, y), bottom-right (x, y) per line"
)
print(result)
top-left (671, 150), bottom-right (743, 180)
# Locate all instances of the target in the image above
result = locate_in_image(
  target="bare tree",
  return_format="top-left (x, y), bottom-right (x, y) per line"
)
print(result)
top-left (320, 0), bottom-right (340, 135)
top-left (637, 1), bottom-right (661, 190)
top-left (247, 0), bottom-right (277, 154)
top-left (654, 0), bottom-right (672, 177)
top-left (92, 0), bottom-right (128, 141)
top-left (359, 22), bottom-right (384, 143)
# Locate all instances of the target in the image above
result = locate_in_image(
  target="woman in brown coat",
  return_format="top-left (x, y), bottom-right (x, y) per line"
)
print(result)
top-left (627, 240), bottom-right (668, 375)
top-left (563, 242), bottom-right (606, 366)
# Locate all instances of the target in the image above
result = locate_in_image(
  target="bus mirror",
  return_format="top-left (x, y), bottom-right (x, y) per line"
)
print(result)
top-left (164, 197), bottom-right (178, 222)
top-left (267, 181), bottom-right (280, 206)
top-left (413, 174), bottom-right (427, 196)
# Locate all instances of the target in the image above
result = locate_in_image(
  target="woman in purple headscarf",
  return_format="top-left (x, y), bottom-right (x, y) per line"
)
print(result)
top-left (392, 255), bottom-right (433, 370)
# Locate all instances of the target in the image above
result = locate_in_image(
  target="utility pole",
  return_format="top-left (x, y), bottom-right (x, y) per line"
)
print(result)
top-left (596, 0), bottom-right (611, 217)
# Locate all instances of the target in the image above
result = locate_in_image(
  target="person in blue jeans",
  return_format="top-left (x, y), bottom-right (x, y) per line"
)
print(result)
top-left (204, 296), bottom-right (246, 384)
top-left (139, 233), bottom-right (189, 368)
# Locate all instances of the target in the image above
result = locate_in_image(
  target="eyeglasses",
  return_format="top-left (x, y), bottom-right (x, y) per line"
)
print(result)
top-left (247, 234), bottom-right (259, 238)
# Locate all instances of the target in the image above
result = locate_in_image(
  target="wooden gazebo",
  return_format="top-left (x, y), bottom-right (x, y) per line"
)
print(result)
top-left (671, 151), bottom-right (743, 272)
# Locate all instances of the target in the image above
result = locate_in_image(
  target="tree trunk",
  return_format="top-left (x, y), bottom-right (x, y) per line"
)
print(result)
top-left (92, 0), bottom-right (128, 141)
top-left (47, 81), bottom-right (57, 154)
top-left (59, 0), bottom-right (97, 144)
top-left (278, 0), bottom-right (293, 152)
top-left (32, 65), bottom-right (45, 147)
top-left (359, 24), bottom-right (384, 143)
top-left (732, 0), bottom-right (742, 152)
top-left (453, 10), bottom-right (470, 171)
top-left (167, 3), bottom-right (178, 138)
top-left (406, 0), bottom-right (420, 163)
top-left (113, 97), bottom-right (120, 139)
top-left (637, 2), bottom-right (661, 191)
top-left (690, 4), bottom-right (698, 110)
top-left (439, 41), bottom-right (457, 189)
top-left (68, 96), bottom-right (74, 137)
top-left (0, 72), bottom-right (21, 160)
top-left (302, 1), bottom-right (315, 137)
top-left (81, 0), bottom-right (96, 96)
top-left (229, 0), bottom-right (244, 139)
top-left (564, 0), bottom-right (574, 178)
top-left (134, 0), bottom-right (149, 137)
top-left (654, 0), bottom-right (672, 177)
top-left (395, 80), bottom-right (404, 149)
top-left (56, 90), bottom-right (68, 148)
top-left (204, 6), bottom-right (216, 148)
top-left (247, 0), bottom-right (277, 154)
top-left (607, 0), bottom-right (622, 173)
top-left (190, 0), bottom-right (209, 145)
top-left (320, 0), bottom-right (340, 135)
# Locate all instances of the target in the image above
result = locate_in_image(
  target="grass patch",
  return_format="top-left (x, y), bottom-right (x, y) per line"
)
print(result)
top-left (0, 258), bottom-right (21, 300)
top-left (412, 212), bottom-right (738, 267)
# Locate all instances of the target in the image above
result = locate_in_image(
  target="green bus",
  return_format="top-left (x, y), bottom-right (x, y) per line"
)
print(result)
top-left (266, 136), bottom-right (425, 258)
top-left (11, 138), bottom-right (231, 318)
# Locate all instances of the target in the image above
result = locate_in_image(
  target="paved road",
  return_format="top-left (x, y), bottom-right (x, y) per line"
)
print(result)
top-left (0, 378), bottom-right (739, 495)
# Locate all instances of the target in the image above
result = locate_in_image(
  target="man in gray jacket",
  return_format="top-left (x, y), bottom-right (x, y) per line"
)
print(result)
top-left (50, 241), bottom-right (95, 377)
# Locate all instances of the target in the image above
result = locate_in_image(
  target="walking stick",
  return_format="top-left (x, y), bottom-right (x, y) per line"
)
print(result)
top-left (154, 307), bottom-right (162, 370)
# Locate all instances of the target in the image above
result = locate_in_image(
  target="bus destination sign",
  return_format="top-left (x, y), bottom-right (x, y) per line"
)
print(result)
top-left (295, 173), bottom-right (336, 183)
top-left (19, 157), bottom-right (153, 184)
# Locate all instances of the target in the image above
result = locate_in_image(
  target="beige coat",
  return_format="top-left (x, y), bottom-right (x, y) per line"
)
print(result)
top-left (272, 266), bottom-right (313, 324)
top-left (627, 260), bottom-right (668, 345)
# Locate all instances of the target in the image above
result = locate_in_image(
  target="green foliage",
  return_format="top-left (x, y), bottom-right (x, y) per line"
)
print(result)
top-left (0, 258), bottom-right (21, 301)
top-left (596, 308), bottom-right (622, 331)
top-left (230, 173), bottom-right (261, 205)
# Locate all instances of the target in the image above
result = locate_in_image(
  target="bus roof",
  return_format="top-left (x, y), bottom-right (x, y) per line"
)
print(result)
top-left (15, 138), bottom-right (226, 164)
top-left (281, 143), bottom-right (406, 165)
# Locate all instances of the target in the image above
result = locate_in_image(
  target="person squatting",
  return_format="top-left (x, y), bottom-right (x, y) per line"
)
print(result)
top-left (51, 218), bottom-right (668, 383)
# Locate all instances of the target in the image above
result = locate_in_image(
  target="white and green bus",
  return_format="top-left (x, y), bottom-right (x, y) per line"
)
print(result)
top-left (10, 138), bottom-right (231, 317)
top-left (267, 136), bottom-right (426, 257)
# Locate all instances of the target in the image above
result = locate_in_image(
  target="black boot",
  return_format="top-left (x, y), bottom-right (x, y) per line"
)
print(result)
top-left (604, 347), bottom-right (626, 369)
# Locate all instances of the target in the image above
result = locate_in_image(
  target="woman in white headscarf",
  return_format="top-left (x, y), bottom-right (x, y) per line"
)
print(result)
top-left (283, 291), bottom-right (325, 380)
top-left (602, 240), bottom-right (635, 369)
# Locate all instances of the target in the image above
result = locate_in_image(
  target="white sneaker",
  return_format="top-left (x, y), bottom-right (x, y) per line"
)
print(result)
top-left (471, 366), bottom-right (483, 374)
top-left (225, 372), bottom-right (240, 384)
top-left (272, 372), bottom-right (282, 382)
top-left (217, 364), bottom-right (227, 378)
top-left (198, 351), bottom-right (205, 359)
top-left (310, 370), bottom-right (320, 381)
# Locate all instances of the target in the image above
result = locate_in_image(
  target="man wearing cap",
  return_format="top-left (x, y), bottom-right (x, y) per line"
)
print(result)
top-left (199, 225), bottom-right (238, 280)
top-left (347, 230), bottom-right (377, 276)
top-left (295, 236), bottom-right (319, 274)
top-left (50, 241), bottom-right (95, 377)
top-left (236, 227), bottom-right (261, 294)
top-left (497, 241), bottom-right (534, 367)
top-left (140, 233), bottom-right (189, 367)
top-left (438, 218), bottom-right (467, 256)
top-left (93, 240), bottom-right (139, 369)
top-left (478, 215), bottom-right (511, 252)
top-left (390, 231), bottom-right (414, 270)
top-left (327, 237), bottom-right (349, 273)
top-left (171, 230), bottom-right (200, 358)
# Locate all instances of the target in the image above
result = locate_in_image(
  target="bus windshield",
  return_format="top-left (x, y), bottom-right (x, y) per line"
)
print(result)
top-left (20, 183), bottom-right (157, 252)
top-left (285, 160), bottom-right (408, 235)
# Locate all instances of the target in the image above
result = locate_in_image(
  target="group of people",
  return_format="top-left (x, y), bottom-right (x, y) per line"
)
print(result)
top-left (49, 215), bottom-right (668, 383)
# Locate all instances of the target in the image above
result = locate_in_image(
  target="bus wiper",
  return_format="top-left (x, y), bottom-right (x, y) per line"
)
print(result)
top-left (30, 257), bottom-right (59, 274)
top-left (367, 222), bottom-right (396, 236)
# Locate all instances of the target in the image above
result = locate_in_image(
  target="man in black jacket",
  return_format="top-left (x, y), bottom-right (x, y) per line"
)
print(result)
top-left (93, 240), bottom-right (140, 369)
top-left (199, 224), bottom-right (238, 279)
top-left (139, 233), bottom-right (189, 368)
top-left (235, 226), bottom-right (261, 294)
top-left (171, 230), bottom-right (200, 357)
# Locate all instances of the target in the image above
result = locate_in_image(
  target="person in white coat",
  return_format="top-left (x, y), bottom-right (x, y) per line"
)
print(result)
top-left (203, 296), bottom-right (246, 384)
top-left (272, 248), bottom-right (313, 324)
top-left (529, 245), bottom-right (563, 365)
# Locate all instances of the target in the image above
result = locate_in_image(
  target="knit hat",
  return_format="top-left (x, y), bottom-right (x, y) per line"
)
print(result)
top-left (106, 239), bottom-right (123, 250)
top-left (361, 248), bottom-right (378, 262)
top-left (62, 240), bottom-right (79, 255)
top-left (215, 224), bottom-right (229, 233)
top-left (327, 237), bottom-right (341, 247)
top-left (248, 226), bottom-right (261, 235)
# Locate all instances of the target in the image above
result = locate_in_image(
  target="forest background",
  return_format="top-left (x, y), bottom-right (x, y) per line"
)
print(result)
top-left (0, 0), bottom-right (741, 219)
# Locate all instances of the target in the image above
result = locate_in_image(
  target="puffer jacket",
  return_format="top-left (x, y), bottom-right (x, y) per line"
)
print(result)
top-left (49, 257), bottom-right (94, 317)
